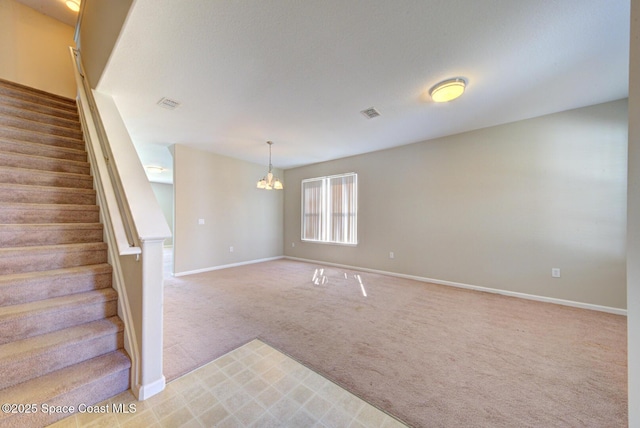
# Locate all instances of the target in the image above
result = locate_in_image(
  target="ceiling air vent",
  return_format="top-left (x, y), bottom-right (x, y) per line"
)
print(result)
top-left (360, 107), bottom-right (380, 119)
top-left (157, 97), bottom-right (180, 110)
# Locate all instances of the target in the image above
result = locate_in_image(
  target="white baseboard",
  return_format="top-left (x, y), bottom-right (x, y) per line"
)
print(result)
top-left (284, 256), bottom-right (627, 316)
top-left (133, 376), bottom-right (165, 401)
top-left (174, 256), bottom-right (284, 277)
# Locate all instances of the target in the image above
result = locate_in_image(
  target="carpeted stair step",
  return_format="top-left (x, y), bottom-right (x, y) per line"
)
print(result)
top-left (0, 288), bottom-right (118, 345)
top-left (0, 94), bottom-right (79, 122)
top-left (0, 317), bottom-right (124, 390)
top-left (0, 242), bottom-right (107, 275)
top-left (0, 125), bottom-right (84, 151)
top-left (0, 101), bottom-right (81, 131)
top-left (0, 223), bottom-right (103, 248)
top-left (0, 151), bottom-right (90, 175)
top-left (0, 166), bottom-right (92, 189)
top-left (0, 350), bottom-right (130, 428)
top-left (0, 264), bottom-right (112, 307)
top-left (0, 138), bottom-right (87, 162)
top-left (0, 183), bottom-right (96, 205)
top-left (0, 203), bottom-right (99, 224)
top-left (0, 78), bottom-right (77, 113)
top-left (0, 114), bottom-right (83, 140)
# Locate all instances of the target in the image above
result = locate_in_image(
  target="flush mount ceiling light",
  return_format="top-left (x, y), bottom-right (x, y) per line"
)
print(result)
top-left (145, 166), bottom-right (165, 174)
top-left (65, 0), bottom-right (80, 12)
top-left (429, 78), bottom-right (467, 103)
top-left (257, 141), bottom-right (283, 190)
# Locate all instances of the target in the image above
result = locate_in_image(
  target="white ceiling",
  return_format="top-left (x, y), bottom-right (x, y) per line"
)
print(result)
top-left (34, 1), bottom-right (633, 183)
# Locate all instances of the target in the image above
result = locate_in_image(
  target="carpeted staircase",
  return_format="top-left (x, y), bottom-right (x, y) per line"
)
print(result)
top-left (0, 79), bottom-right (131, 427)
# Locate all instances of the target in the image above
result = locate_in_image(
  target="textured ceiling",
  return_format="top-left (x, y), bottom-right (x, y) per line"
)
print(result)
top-left (96, 0), bottom-right (629, 183)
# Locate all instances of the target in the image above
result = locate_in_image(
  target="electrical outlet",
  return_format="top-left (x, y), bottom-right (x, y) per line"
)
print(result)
top-left (229, 246), bottom-right (234, 253)
top-left (198, 218), bottom-right (205, 225)
top-left (389, 252), bottom-right (395, 259)
top-left (551, 268), bottom-right (561, 278)
top-left (292, 242), bottom-right (295, 248)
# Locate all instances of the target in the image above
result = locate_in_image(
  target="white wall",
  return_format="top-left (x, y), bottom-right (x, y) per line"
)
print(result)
top-left (627, 0), bottom-right (639, 424)
top-left (77, 0), bottom-right (133, 89)
top-left (284, 100), bottom-right (628, 310)
top-left (173, 145), bottom-right (283, 274)
top-left (150, 182), bottom-right (174, 247)
top-left (0, 0), bottom-right (75, 97)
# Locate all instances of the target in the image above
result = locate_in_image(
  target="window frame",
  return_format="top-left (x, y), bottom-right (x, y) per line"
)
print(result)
top-left (301, 172), bottom-right (358, 246)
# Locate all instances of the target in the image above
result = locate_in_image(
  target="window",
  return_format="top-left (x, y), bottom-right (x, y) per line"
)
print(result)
top-left (302, 173), bottom-right (357, 245)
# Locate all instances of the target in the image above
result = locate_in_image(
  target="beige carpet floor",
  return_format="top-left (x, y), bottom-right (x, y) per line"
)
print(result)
top-left (163, 259), bottom-right (627, 427)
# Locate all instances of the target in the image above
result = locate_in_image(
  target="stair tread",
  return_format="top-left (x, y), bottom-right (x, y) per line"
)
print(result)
top-left (0, 182), bottom-right (95, 194)
top-left (0, 122), bottom-right (82, 138)
top-left (0, 223), bottom-right (102, 230)
top-left (0, 165), bottom-right (92, 180)
top-left (0, 242), bottom-right (107, 254)
top-left (0, 288), bottom-right (117, 321)
top-left (0, 350), bottom-right (130, 404)
top-left (0, 106), bottom-right (81, 124)
top-left (0, 223), bottom-right (103, 248)
top-left (0, 150), bottom-right (89, 167)
top-left (0, 263), bottom-right (112, 286)
top-left (0, 202), bottom-right (99, 212)
top-left (0, 316), bottom-right (122, 362)
top-left (0, 137), bottom-right (87, 155)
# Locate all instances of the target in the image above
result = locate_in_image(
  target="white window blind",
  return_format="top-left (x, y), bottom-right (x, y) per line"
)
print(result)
top-left (301, 173), bottom-right (357, 245)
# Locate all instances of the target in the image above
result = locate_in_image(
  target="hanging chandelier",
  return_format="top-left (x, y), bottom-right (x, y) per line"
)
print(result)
top-left (256, 141), bottom-right (283, 190)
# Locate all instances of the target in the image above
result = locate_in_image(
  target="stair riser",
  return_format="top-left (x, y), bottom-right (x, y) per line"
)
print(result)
top-left (0, 331), bottom-right (123, 390)
top-left (0, 300), bottom-right (117, 345)
top-left (0, 247), bottom-right (107, 275)
top-left (0, 227), bottom-right (103, 248)
top-left (1, 364), bottom-right (130, 428)
top-left (0, 268), bottom-right (112, 307)
top-left (0, 140), bottom-right (87, 162)
top-left (0, 115), bottom-right (83, 140)
top-left (0, 85), bottom-right (77, 113)
top-left (0, 152), bottom-right (90, 175)
top-left (0, 206), bottom-right (99, 224)
top-left (0, 188), bottom-right (96, 205)
top-left (0, 127), bottom-right (84, 151)
top-left (0, 168), bottom-right (93, 189)
top-left (0, 102), bottom-right (81, 130)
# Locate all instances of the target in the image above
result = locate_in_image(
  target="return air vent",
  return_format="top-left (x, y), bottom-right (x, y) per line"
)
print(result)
top-left (157, 97), bottom-right (181, 110)
top-left (361, 107), bottom-right (380, 119)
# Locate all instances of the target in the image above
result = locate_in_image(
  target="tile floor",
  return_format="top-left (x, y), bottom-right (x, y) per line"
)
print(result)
top-left (48, 339), bottom-right (408, 427)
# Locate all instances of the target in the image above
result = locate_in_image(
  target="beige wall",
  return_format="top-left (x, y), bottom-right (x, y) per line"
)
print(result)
top-left (0, 0), bottom-right (75, 97)
top-left (173, 145), bottom-right (283, 274)
top-left (627, 0), bottom-right (639, 424)
top-left (284, 100), bottom-right (628, 310)
top-left (150, 182), bottom-right (174, 247)
top-left (77, 0), bottom-right (133, 88)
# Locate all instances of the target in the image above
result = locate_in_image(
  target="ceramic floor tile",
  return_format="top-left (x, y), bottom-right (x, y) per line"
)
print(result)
top-left (48, 339), bottom-right (408, 428)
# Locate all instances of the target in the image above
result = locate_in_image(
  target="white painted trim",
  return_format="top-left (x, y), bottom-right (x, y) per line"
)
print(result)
top-left (285, 256), bottom-right (627, 316)
top-left (174, 256), bottom-right (284, 277)
top-left (135, 376), bottom-right (166, 401)
top-left (70, 47), bottom-right (142, 396)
